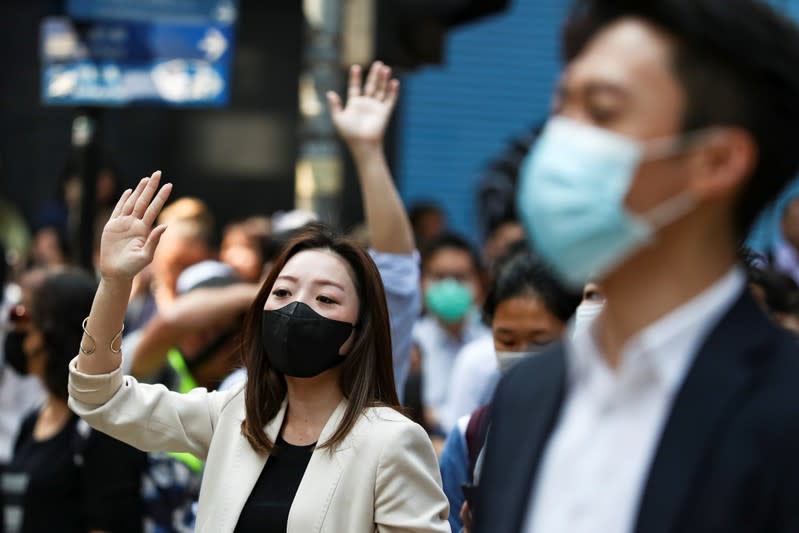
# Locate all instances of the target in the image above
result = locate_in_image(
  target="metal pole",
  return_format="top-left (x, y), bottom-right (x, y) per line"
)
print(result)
top-left (296, 0), bottom-right (345, 228)
top-left (71, 107), bottom-right (101, 273)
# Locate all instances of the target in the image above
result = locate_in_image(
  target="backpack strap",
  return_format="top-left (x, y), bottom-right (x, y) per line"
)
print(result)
top-left (464, 405), bottom-right (491, 481)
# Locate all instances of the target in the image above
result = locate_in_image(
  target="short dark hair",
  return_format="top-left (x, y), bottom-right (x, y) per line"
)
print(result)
top-left (563, 0), bottom-right (799, 237)
top-left (223, 217), bottom-right (273, 267)
top-left (483, 242), bottom-right (582, 324)
top-left (740, 248), bottom-right (799, 315)
top-left (476, 122), bottom-right (544, 240)
top-left (749, 267), bottom-right (799, 316)
top-left (420, 232), bottom-right (483, 276)
top-left (409, 201), bottom-right (444, 228)
top-left (241, 223), bottom-right (399, 455)
top-left (30, 268), bottom-right (97, 400)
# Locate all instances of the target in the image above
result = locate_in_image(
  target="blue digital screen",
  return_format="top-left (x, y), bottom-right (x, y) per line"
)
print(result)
top-left (67, 0), bottom-right (236, 24)
top-left (42, 0), bottom-right (237, 107)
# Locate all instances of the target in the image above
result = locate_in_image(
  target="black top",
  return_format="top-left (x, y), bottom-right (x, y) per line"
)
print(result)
top-left (1, 411), bottom-right (145, 533)
top-left (235, 435), bottom-right (315, 533)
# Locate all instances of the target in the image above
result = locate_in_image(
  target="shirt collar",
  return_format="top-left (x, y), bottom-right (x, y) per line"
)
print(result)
top-left (428, 308), bottom-right (486, 344)
top-left (567, 267), bottom-right (746, 392)
top-left (775, 235), bottom-right (799, 273)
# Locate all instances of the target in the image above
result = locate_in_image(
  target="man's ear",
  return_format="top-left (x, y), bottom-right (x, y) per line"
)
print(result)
top-left (688, 127), bottom-right (757, 202)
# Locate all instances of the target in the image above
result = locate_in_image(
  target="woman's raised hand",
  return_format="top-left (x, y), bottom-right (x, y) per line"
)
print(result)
top-left (99, 171), bottom-right (172, 282)
top-left (327, 61), bottom-right (400, 148)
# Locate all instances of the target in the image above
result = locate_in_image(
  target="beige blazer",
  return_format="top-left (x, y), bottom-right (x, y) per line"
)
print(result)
top-left (67, 358), bottom-right (451, 533)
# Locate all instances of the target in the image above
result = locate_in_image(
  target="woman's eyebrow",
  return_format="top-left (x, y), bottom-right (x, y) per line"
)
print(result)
top-left (315, 279), bottom-right (345, 291)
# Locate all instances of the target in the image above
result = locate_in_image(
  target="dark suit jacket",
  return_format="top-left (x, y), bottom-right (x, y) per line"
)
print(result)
top-left (475, 291), bottom-right (799, 533)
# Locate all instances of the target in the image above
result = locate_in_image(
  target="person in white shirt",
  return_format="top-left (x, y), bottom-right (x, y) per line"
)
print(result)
top-left (439, 242), bottom-right (583, 434)
top-left (472, 2), bottom-right (799, 533)
top-left (438, 245), bottom-right (582, 532)
top-left (413, 233), bottom-right (490, 436)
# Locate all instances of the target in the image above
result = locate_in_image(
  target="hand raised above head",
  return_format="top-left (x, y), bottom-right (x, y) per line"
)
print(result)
top-left (99, 170), bottom-right (172, 282)
top-left (327, 61), bottom-right (400, 148)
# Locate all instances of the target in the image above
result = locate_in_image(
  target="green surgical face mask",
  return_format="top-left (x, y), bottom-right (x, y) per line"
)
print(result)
top-left (425, 279), bottom-right (474, 324)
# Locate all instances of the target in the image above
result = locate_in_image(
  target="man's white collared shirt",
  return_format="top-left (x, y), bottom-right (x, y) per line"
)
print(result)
top-left (523, 268), bottom-right (745, 533)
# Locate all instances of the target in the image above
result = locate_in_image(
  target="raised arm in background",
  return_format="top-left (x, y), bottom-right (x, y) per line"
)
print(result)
top-left (77, 171), bottom-right (172, 375)
top-left (328, 62), bottom-right (421, 401)
top-left (130, 283), bottom-right (259, 378)
top-left (328, 61), bottom-right (414, 254)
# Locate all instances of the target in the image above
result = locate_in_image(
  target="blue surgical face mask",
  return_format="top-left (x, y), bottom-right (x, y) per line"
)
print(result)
top-left (518, 117), bottom-right (701, 288)
top-left (574, 300), bottom-right (604, 329)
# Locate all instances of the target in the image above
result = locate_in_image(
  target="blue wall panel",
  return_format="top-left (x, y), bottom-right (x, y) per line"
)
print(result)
top-left (397, 0), bottom-right (569, 243)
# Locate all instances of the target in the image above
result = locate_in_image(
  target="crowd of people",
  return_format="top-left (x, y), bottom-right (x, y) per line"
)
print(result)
top-left (4, 0), bottom-right (799, 532)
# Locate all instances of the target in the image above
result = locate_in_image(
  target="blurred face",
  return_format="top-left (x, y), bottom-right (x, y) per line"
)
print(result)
top-left (553, 18), bottom-right (754, 262)
top-left (221, 227), bottom-right (262, 282)
top-left (151, 222), bottom-right (212, 290)
top-left (4, 302), bottom-right (38, 378)
top-left (64, 170), bottom-right (116, 207)
top-left (21, 326), bottom-right (47, 380)
top-left (416, 212), bottom-right (445, 243)
top-left (423, 247), bottom-right (483, 304)
top-left (178, 317), bottom-right (239, 388)
top-left (582, 282), bottom-right (605, 305)
top-left (265, 249), bottom-right (360, 354)
top-left (574, 282), bottom-right (606, 331)
top-left (17, 271), bottom-right (54, 382)
top-left (782, 197), bottom-right (799, 250)
top-left (32, 228), bottom-right (67, 268)
top-left (96, 170), bottom-right (116, 205)
top-left (13, 282), bottom-right (47, 380)
top-left (483, 222), bottom-right (526, 272)
top-left (64, 177), bottom-right (82, 209)
top-left (555, 18), bottom-right (690, 218)
top-left (492, 296), bottom-right (566, 353)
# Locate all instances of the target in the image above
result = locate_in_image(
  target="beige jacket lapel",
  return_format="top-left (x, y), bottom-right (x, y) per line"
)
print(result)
top-left (287, 399), bottom-right (350, 533)
top-left (213, 399), bottom-right (288, 533)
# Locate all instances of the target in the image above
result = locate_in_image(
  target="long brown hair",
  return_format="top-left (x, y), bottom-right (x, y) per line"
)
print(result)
top-left (241, 223), bottom-right (400, 455)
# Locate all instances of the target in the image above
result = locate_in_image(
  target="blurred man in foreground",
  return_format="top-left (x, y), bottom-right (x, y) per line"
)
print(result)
top-left (475, 1), bottom-right (799, 532)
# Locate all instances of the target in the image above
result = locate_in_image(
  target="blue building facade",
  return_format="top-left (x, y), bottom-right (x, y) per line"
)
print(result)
top-left (398, 0), bottom-right (799, 249)
top-left (397, 1), bottom-right (569, 243)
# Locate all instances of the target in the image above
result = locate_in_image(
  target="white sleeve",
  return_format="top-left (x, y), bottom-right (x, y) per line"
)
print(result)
top-left (374, 421), bottom-right (451, 533)
top-left (67, 357), bottom-right (239, 460)
top-left (370, 250), bottom-right (421, 401)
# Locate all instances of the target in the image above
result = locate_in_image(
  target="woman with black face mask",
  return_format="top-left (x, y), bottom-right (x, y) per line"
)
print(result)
top-left (66, 69), bottom-right (449, 533)
top-left (1, 270), bottom-right (47, 470)
top-left (2, 267), bottom-right (146, 533)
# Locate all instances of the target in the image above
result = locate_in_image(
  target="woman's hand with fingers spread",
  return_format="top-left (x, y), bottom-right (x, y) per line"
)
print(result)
top-left (100, 170), bottom-right (172, 282)
top-left (327, 61), bottom-right (400, 149)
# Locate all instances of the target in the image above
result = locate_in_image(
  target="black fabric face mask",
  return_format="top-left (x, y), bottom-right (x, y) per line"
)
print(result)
top-left (262, 301), bottom-right (355, 378)
top-left (4, 331), bottom-right (29, 376)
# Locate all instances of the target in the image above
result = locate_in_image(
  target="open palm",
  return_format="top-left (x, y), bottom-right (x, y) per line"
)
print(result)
top-left (328, 61), bottom-right (399, 146)
top-left (100, 171), bottom-right (172, 281)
